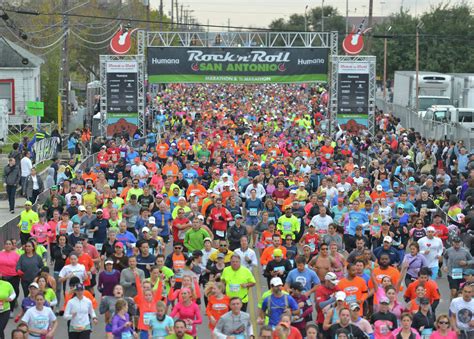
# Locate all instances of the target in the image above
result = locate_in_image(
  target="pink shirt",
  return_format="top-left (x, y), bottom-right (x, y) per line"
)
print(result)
top-left (30, 222), bottom-right (52, 244)
top-left (170, 301), bottom-right (202, 336)
top-left (429, 330), bottom-right (457, 339)
top-left (0, 251), bottom-right (20, 277)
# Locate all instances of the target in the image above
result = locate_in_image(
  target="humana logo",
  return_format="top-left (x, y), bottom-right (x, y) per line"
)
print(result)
top-left (297, 59), bottom-right (325, 65)
top-left (151, 58), bottom-right (180, 64)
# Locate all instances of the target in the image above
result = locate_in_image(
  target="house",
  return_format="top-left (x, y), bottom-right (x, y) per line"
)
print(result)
top-left (0, 37), bottom-right (44, 117)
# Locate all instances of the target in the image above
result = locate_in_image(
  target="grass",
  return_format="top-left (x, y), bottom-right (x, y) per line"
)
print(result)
top-left (0, 160), bottom-right (52, 192)
top-left (0, 131), bottom-right (36, 154)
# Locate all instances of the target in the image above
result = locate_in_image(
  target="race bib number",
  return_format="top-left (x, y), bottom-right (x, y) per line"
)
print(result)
top-left (178, 230), bottom-right (186, 240)
top-left (216, 230), bottom-right (225, 238)
top-left (249, 208), bottom-right (258, 217)
top-left (228, 221), bottom-right (235, 227)
top-left (0, 301), bottom-right (4, 309)
top-left (283, 222), bottom-right (292, 231)
top-left (122, 331), bottom-right (133, 339)
top-left (87, 230), bottom-right (95, 238)
top-left (421, 329), bottom-right (433, 339)
top-left (21, 221), bottom-right (29, 232)
top-left (274, 266), bottom-right (285, 272)
top-left (95, 243), bottom-right (103, 251)
top-left (452, 268), bottom-right (464, 280)
top-left (229, 284), bottom-right (240, 292)
top-left (277, 199), bottom-right (284, 205)
top-left (346, 295), bottom-right (356, 303)
top-left (186, 324), bottom-right (193, 332)
top-left (143, 312), bottom-right (155, 326)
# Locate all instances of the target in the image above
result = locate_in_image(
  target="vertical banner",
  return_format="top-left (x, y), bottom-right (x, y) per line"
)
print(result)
top-left (336, 62), bottom-right (370, 130)
top-left (106, 61), bottom-right (139, 136)
top-left (33, 137), bottom-right (59, 163)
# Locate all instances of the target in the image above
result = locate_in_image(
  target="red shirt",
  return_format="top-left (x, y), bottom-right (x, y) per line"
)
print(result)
top-left (315, 284), bottom-right (340, 324)
top-left (209, 207), bottom-right (233, 231)
top-left (172, 217), bottom-right (190, 243)
top-left (97, 152), bottom-right (109, 168)
top-left (302, 233), bottom-right (319, 254)
top-left (107, 147), bottom-right (120, 163)
top-left (430, 223), bottom-right (449, 242)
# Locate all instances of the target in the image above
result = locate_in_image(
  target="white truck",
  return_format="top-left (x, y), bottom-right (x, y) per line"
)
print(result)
top-left (450, 73), bottom-right (474, 108)
top-left (424, 105), bottom-right (474, 129)
top-left (393, 71), bottom-right (452, 117)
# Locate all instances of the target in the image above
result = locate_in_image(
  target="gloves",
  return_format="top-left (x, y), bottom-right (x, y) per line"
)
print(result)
top-left (17, 270), bottom-right (24, 278)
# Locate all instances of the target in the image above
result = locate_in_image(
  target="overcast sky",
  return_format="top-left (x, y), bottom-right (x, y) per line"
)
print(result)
top-left (150, 0), bottom-right (444, 30)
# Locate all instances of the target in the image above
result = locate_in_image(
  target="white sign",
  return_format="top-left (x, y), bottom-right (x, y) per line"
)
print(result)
top-left (338, 62), bottom-right (370, 74)
top-left (33, 137), bottom-right (59, 164)
top-left (106, 61), bottom-right (138, 73)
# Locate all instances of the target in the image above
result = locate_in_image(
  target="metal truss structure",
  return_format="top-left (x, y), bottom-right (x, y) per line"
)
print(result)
top-left (138, 30), bottom-right (338, 55)
top-left (329, 55), bottom-right (376, 136)
top-left (99, 55), bottom-right (145, 137)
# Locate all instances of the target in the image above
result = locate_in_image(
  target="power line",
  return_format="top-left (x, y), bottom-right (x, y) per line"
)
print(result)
top-left (70, 29), bottom-right (117, 44)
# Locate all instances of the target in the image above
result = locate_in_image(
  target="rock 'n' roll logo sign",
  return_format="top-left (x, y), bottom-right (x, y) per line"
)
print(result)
top-left (342, 19), bottom-right (372, 55)
top-left (110, 25), bottom-right (138, 55)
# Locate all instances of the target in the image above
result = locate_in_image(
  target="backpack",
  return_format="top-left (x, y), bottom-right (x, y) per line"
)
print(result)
top-left (265, 294), bottom-right (290, 321)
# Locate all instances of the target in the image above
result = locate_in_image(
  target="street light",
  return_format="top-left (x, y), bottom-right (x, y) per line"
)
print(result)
top-left (415, 20), bottom-right (424, 114)
top-left (383, 26), bottom-right (392, 100)
top-left (321, 0), bottom-right (325, 31)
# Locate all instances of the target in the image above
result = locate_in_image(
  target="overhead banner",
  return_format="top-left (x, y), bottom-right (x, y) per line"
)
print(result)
top-left (336, 62), bottom-right (370, 128)
top-left (33, 137), bottom-right (59, 164)
top-left (147, 47), bottom-right (329, 83)
top-left (106, 61), bottom-right (139, 136)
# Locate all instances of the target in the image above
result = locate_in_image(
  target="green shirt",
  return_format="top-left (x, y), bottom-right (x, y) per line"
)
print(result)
top-left (19, 210), bottom-right (39, 234)
top-left (165, 334), bottom-right (193, 339)
top-left (126, 188), bottom-right (144, 201)
top-left (276, 215), bottom-right (301, 240)
top-left (221, 266), bottom-right (256, 303)
top-left (0, 280), bottom-right (14, 312)
top-left (44, 288), bottom-right (57, 304)
top-left (183, 228), bottom-right (210, 252)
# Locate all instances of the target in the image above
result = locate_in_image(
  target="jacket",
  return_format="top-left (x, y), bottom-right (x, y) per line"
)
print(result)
top-left (3, 164), bottom-right (20, 186)
top-left (25, 174), bottom-right (44, 198)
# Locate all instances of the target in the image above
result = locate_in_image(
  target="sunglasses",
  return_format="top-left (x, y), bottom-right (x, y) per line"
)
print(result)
top-left (438, 321), bottom-right (449, 325)
top-left (219, 244), bottom-right (228, 247)
top-left (174, 246), bottom-right (182, 249)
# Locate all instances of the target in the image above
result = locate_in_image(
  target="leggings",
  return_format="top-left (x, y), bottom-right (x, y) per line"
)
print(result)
top-left (68, 330), bottom-right (91, 339)
top-left (0, 310), bottom-right (10, 339)
top-left (2, 276), bottom-right (20, 309)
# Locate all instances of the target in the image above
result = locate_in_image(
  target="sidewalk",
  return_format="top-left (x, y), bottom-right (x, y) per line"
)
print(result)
top-left (0, 196), bottom-right (27, 222)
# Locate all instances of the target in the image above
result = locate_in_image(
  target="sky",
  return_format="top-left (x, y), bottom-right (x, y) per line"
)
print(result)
top-left (150, 0), bottom-right (442, 31)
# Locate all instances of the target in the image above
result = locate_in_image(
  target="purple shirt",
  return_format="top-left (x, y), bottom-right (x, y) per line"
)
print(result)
top-left (98, 270), bottom-right (121, 296)
top-left (112, 312), bottom-right (133, 338)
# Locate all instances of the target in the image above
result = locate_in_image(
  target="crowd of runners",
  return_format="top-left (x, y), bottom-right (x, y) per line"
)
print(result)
top-left (1, 83), bottom-right (474, 339)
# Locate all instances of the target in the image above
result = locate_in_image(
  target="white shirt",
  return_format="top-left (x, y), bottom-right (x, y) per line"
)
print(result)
top-left (21, 306), bottom-right (56, 339)
top-left (131, 164), bottom-right (149, 179)
top-left (20, 156), bottom-right (32, 177)
top-left (65, 192), bottom-right (82, 205)
top-left (201, 247), bottom-right (218, 271)
top-left (32, 175), bottom-right (39, 190)
top-left (64, 296), bottom-right (96, 330)
top-left (58, 263), bottom-right (87, 291)
top-left (234, 247), bottom-right (258, 270)
top-left (449, 296), bottom-right (474, 331)
top-left (418, 236), bottom-right (444, 268)
top-left (244, 183), bottom-right (266, 200)
top-left (309, 214), bottom-right (334, 234)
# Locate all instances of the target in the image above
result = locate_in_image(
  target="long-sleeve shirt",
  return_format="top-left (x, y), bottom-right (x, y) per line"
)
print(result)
top-left (418, 236), bottom-right (444, 268)
top-left (16, 254), bottom-right (43, 282)
top-left (64, 296), bottom-right (96, 331)
top-left (214, 311), bottom-right (253, 339)
top-left (234, 248), bottom-right (258, 270)
top-left (170, 301), bottom-right (202, 337)
top-left (120, 267), bottom-right (145, 298)
top-left (111, 312), bottom-right (134, 338)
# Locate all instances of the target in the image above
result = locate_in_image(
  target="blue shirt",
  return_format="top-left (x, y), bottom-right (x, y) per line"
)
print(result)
top-left (245, 198), bottom-right (264, 217)
top-left (148, 315), bottom-right (174, 337)
top-left (373, 246), bottom-right (401, 265)
top-left (347, 210), bottom-right (369, 235)
top-left (182, 168), bottom-right (198, 184)
top-left (152, 211), bottom-right (172, 237)
top-left (116, 231), bottom-right (137, 256)
top-left (137, 254), bottom-right (156, 278)
top-left (286, 268), bottom-right (320, 293)
top-left (261, 294), bottom-right (299, 327)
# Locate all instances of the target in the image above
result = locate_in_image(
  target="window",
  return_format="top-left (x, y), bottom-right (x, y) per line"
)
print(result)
top-left (459, 111), bottom-right (474, 123)
top-left (0, 79), bottom-right (14, 114)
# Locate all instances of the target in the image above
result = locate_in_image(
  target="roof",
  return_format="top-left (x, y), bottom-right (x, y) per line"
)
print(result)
top-left (0, 37), bottom-right (44, 68)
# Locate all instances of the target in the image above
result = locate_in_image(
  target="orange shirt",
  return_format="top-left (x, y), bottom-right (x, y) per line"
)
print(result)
top-left (82, 172), bottom-right (98, 183)
top-left (62, 290), bottom-right (97, 311)
top-left (145, 161), bottom-right (158, 175)
top-left (156, 143), bottom-right (169, 159)
top-left (162, 164), bottom-right (179, 177)
top-left (338, 276), bottom-right (368, 314)
top-left (404, 280), bottom-right (440, 304)
top-left (134, 274), bottom-right (164, 330)
top-left (260, 245), bottom-right (287, 266)
top-left (370, 191), bottom-right (387, 202)
top-left (368, 266), bottom-right (401, 304)
top-left (177, 139), bottom-right (191, 152)
top-left (206, 295), bottom-right (230, 330)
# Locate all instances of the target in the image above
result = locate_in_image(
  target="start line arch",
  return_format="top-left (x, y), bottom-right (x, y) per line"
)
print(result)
top-left (100, 31), bottom-right (343, 136)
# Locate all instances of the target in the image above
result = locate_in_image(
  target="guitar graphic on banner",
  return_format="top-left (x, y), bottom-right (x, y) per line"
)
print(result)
top-left (342, 19), bottom-right (372, 55)
top-left (110, 24), bottom-right (138, 55)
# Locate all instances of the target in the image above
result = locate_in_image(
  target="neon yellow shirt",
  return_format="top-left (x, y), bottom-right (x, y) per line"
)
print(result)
top-left (18, 210), bottom-right (39, 234)
top-left (221, 266), bottom-right (256, 303)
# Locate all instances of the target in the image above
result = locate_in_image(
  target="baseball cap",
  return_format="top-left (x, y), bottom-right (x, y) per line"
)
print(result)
top-left (452, 236), bottom-right (462, 243)
top-left (148, 217), bottom-right (156, 224)
top-left (142, 227), bottom-right (150, 233)
top-left (419, 297), bottom-right (430, 305)
top-left (203, 237), bottom-right (212, 243)
top-left (383, 236), bottom-right (393, 243)
top-left (338, 187), bottom-right (345, 192)
top-left (51, 185), bottom-right (58, 190)
top-left (350, 303), bottom-right (361, 311)
top-left (376, 185), bottom-right (383, 191)
top-left (24, 201), bottom-right (32, 206)
top-left (270, 277), bottom-right (284, 287)
top-left (197, 215), bottom-right (205, 220)
top-left (379, 297), bottom-right (390, 304)
top-left (78, 205), bottom-right (86, 212)
top-left (290, 190), bottom-right (297, 194)
top-left (273, 248), bottom-right (283, 257)
top-left (105, 259), bottom-right (114, 265)
top-left (393, 182), bottom-right (399, 188)
top-left (75, 283), bottom-right (85, 291)
top-left (217, 253), bottom-right (225, 259)
top-left (29, 282), bottom-right (39, 289)
top-left (325, 272), bottom-right (340, 285)
top-left (155, 193), bottom-right (163, 199)
top-left (290, 282), bottom-right (304, 291)
top-left (335, 291), bottom-right (346, 301)
top-left (299, 182), bottom-right (305, 187)
top-left (115, 242), bottom-right (124, 248)
top-left (96, 209), bottom-right (103, 213)
top-left (235, 214), bottom-right (243, 219)
top-left (426, 226), bottom-right (436, 232)
top-left (409, 177), bottom-right (415, 182)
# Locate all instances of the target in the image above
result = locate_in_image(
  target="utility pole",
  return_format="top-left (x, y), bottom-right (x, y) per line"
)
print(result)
top-left (228, 18), bottom-right (230, 32)
top-left (175, 0), bottom-right (179, 30)
top-left (171, 0), bottom-right (174, 30)
top-left (321, 0), bottom-right (324, 31)
top-left (181, 5), bottom-right (184, 30)
top-left (383, 26), bottom-right (391, 100)
top-left (345, 0), bottom-right (349, 33)
top-left (368, 0), bottom-right (373, 28)
top-left (59, 0), bottom-right (69, 133)
top-left (145, 0), bottom-right (150, 32)
top-left (159, 0), bottom-right (163, 30)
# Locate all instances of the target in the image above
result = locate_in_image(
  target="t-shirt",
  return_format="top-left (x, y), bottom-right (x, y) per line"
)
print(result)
top-left (220, 266), bottom-right (256, 303)
top-left (286, 268), bottom-right (320, 293)
top-left (148, 314), bottom-right (174, 338)
top-left (21, 306), bottom-right (56, 339)
top-left (337, 277), bottom-right (368, 314)
top-left (261, 293), bottom-right (298, 327)
top-left (0, 280), bottom-right (14, 312)
top-left (19, 210), bottom-right (39, 234)
top-left (449, 296), bottom-right (474, 331)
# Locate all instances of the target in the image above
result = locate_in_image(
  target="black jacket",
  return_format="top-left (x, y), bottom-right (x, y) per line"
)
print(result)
top-left (412, 310), bottom-right (435, 335)
top-left (3, 164), bottom-right (20, 186)
top-left (227, 224), bottom-right (248, 250)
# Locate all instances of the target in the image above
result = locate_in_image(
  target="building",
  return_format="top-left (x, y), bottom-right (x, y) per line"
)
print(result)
top-left (0, 37), bottom-right (43, 116)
